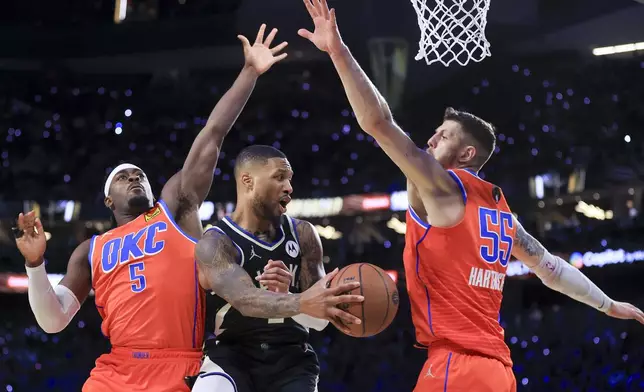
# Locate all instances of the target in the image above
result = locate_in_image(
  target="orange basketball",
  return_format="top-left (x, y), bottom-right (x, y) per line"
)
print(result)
top-left (329, 263), bottom-right (399, 337)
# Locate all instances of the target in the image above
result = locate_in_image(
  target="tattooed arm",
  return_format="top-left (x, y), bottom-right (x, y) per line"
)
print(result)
top-left (296, 219), bottom-right (325, 291)
top-left (292, 219), bottom-right (329, 331)
top-left (196, 228), bottom-right (364, 323)
top-left (196, 229), bottom-right (300, 318)
top-left (512, 218), bottom-right (644, 324)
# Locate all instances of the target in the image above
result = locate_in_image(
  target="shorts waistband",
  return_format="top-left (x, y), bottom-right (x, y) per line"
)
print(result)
top-left (110, 347), bottom-right (203, 360)
top-left (427, 341), bottom-right (512, 367)
top-left (427, 341), bottom-right (489, 358)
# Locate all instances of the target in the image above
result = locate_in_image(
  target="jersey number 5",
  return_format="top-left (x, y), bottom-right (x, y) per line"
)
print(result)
top-left (478, 207), bottom-right (514, 267)
top-left (129, 262), bottom-right (147, 293)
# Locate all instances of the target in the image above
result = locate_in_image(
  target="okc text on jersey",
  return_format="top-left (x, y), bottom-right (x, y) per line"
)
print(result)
top-left (100, 221), bottom-right (168, 274)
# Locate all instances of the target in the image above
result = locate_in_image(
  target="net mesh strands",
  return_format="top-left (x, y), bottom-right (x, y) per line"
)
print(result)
top-left (411, 0), bottom-right (492, 66)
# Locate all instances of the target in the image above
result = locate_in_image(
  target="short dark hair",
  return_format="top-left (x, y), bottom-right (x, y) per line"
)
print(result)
top-left (234, 145), bottom-right (287, 177)
top-left (444, 107), bottom-right (496, 168)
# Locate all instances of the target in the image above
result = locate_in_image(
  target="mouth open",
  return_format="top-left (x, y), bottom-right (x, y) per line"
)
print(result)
top-left (278, 196), bottom-right (291, 213)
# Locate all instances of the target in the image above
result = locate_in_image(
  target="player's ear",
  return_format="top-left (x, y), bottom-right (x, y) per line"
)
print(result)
top-left (459, 145), bottom-right (477, 164)
top-left (104, 196), bottom-right (113, 209)
top-left (240, 172), bottom-right (254, 191)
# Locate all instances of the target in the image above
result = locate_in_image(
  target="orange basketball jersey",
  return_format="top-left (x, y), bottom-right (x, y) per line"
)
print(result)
top-left (403, 169), bottom-right (515, 366)
top-left (88, 200), bottom-right (205, 350)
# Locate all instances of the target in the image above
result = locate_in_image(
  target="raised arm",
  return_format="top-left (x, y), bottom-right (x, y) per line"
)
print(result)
top-left (196, 229), bottom-right (364, 324)
top-left (161, 25), bottom-right (288, 214)
top-left (298, 1), bottom-right (462, 226)
top-left (15, 211), bottom-right (92, 333)
top-left (512, 218), bottom-right (644, 324)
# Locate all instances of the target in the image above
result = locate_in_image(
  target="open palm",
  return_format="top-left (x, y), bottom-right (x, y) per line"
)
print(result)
top-left (298, 0), bottom-right (344, 54)
top-left (238, 24), bottom-right (288, 76)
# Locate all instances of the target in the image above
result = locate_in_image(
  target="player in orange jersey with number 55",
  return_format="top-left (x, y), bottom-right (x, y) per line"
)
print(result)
top-left (297, 1), bottom-right (644, 390)
top-left (13, 24), bottom-right (289, 392)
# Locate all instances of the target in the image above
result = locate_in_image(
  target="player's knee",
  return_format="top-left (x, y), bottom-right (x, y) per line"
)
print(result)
top-left (192, 371), bottom-right (237, 392)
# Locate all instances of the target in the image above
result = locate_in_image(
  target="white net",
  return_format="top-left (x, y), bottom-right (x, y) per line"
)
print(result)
top-left (411, 0), bottom-right (492, 67)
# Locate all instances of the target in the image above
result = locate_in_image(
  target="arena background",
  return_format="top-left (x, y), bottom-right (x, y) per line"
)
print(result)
top-left (1, 0), bottom-right (644, 390)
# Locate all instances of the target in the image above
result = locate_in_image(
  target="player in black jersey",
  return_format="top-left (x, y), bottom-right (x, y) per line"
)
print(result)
top-left (192, 145), bottom-right (363, 392)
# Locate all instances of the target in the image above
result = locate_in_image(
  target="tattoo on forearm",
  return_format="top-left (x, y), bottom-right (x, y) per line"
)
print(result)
top-left (296, 220), bottom-right (325, 291)
top-left (514, 223), bottom-right (545, 259)
top-left (196, 231), bottom-right (300, 318)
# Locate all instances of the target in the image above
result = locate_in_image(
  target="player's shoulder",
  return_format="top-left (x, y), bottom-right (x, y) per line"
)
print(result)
top-left (451, 169), bottom-right (502, 191)
top-left (197, 226), bottom-right (239, 261)
top-left (449, 168), bottom-right (483, 184)
top-left (289, 216), bottom-right (314, 234)
top-left (203, 225), bottom-right (233, 243)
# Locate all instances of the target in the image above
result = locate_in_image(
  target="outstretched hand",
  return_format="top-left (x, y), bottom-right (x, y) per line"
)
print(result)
top-left (298, 0), bottom-right (344, 55)
top-left (238, 24), bottom-right (288, 75)
top-left (14, 211), bottom-right (47, 267)
top-left (607, 301), bottom-right (644, 325)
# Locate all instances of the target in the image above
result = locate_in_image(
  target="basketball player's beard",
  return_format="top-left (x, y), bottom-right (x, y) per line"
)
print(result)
top-left (252, 197), bottom-right (281, 227)
top-left (127, 195), bottom-right (151, 214)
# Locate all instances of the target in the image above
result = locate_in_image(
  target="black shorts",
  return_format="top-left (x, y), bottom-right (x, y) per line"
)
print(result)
top-left (205, 341), bottom-right (320, 392)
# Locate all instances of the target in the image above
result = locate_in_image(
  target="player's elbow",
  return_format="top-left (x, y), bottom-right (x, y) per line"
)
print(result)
top-left (37, 318), bottom-right (66, 334)
top-left (361, 116), bottom-right (394, 137)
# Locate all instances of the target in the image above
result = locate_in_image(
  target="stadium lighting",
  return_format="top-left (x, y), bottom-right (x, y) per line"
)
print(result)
top-left (592, 42), bottom-right (644, 56)
top-left (114, 0), bottom-right (128, 23)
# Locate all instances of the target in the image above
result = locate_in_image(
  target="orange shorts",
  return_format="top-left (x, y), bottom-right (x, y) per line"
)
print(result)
top-left (82, 347), bottom-right (202, 392)
top-left (414, 345), bottom-right (516, 392)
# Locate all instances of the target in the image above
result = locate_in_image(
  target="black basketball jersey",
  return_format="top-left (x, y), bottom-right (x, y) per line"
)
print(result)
top-left (205, 214), bottom-right (309, 345)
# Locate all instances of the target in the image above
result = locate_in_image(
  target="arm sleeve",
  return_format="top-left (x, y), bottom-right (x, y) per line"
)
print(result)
top-left (531, 251), bottom-right (612, 312)
top-left (26, 263), bottom-right (81, 333)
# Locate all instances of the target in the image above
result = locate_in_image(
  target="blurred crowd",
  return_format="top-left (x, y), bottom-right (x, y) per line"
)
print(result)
top-left (2, 54), bottom-right (643, 204)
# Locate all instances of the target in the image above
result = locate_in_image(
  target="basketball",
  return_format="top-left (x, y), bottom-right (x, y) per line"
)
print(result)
top-left (329, 263), bottom-right (399, 337)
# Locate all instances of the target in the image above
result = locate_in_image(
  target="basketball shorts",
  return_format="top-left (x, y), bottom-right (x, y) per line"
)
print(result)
top-left (82, 347), bottom-right (202, 392)
top-left (203, 341), bottom-right (320, 392)
top-left (414, 345), bottom-right (516, 392)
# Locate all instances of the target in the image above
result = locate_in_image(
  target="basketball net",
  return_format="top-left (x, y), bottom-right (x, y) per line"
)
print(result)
top-left (410, 0), bottom-right (492, 67)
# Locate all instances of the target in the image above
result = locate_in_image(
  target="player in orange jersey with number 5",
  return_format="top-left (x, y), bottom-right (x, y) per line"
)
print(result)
top-left (13, 24), bottom-right (289, 392)
top-left (297, 1), bottom-right (644, 391)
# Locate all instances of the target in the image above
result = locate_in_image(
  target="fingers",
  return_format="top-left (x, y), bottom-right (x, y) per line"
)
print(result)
top-left (330, 8), bottom-right (337, 26)
top-left (323, 267), bottom-right (340, 284)
top-left (302, 0), bottom-right (319, 18)
top-left (237, 35), bottom-right (251, 49)
top-left (17, 211), bottom-right (39, 237)
top-left (17, 212), bottom-right (24, 230)
top-left (266, 259), bottom-right (288, 270)
top-left (297, 29), bottom-right (314, 42)
top-left (329, 281), bottom-right (360, 295)
top-left (256, 268), bottom-right (292, 285)
top-left (320, 0), bottom-right (330, 18)
top-left (34, 218), bottom-right (43, 235)
top-left (270, 41), bottom-right (288, 55)
top-left (255, 23), bottom-right (266, 44)
top-left (629, 304), bottom-right (644, 324)
top-left (330, 294), bottom-right (365, 305)
top-left (263, 27), bottom-right (278, 47)
top-left (329, 317), bottom-right (352, 335)
top-left (272, 53), bottom-right (288, 63)
top-left (329, 307), bottom-right (362, 325)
